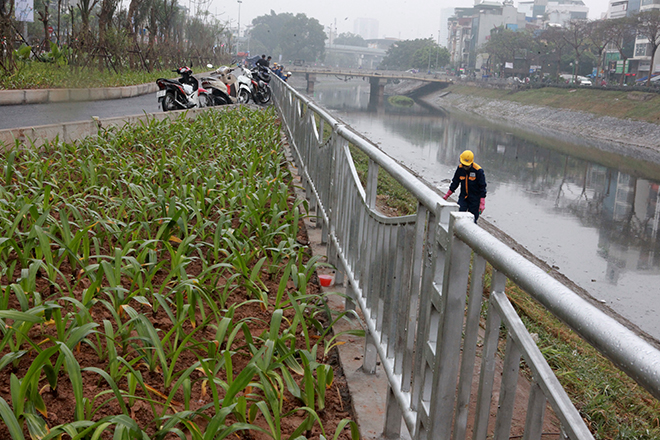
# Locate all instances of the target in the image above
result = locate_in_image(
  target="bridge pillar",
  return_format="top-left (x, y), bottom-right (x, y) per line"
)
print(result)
top-left (306, 73), bottom-right (317, 94)
top-left (368, 77), bottom-right (385, 110)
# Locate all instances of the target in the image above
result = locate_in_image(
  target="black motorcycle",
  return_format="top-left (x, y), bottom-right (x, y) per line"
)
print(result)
top-left (156, 67), bottom-right (213, 111)
top-left (249, 65), bottom-right (272, 104)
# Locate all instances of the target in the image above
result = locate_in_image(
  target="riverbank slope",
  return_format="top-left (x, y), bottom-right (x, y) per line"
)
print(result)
top-left (417, 83), bottom-right (660, 164)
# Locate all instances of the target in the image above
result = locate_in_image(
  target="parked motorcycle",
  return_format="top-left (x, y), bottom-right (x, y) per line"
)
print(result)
top-left (156, 66), bottom-right (213, 111)
top-left (212, 65), bottom-right (253, 104)
top-left (199, 72), bottom-right (235, 106)
top-left (250, 65), bottom-right (272, 104)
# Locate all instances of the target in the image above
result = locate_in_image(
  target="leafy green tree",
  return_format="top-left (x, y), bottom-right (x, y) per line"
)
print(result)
top-left (481, 27), bottom-right (534, 77)
top-left (333, 32), bottom-right (366, 47)
top-left (250, 10), bottom-right (293, 56)
top-left (379, 38), bottom-right (435, 70)
top-left (250, 11), bottom-right (326, 62)
top-left (410, 45), bottom-right (450, 71)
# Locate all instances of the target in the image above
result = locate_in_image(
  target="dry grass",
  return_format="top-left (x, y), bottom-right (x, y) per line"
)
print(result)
top-left (447, 85), bottom-right (660, 125)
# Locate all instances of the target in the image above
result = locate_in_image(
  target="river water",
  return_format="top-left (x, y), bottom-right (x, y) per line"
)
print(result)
top-left (289, 77), bottom-right (660, 342)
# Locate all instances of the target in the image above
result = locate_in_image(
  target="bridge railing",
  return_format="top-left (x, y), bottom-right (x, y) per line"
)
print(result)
top-left (271, 78), bottom-right (660, 440)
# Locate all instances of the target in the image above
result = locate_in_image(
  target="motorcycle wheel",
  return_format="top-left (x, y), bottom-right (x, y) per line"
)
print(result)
top-left (199, 94), bottom-right (212, 108)
top-left (261, 86), bottom-right (272, 104)
top-left (237, 89), bottom-right (250, 104)
top-left (162, 92), bottom-right (176, 112)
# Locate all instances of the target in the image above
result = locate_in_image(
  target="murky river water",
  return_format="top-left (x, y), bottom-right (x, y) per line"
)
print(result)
top-left (289, 77), bottom-right (660, 342)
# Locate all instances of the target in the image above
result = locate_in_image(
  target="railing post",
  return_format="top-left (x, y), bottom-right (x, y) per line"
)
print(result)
top-left (383, 384), bottom-right (403, 439)
top-left (363, 332), bottom-right (378, 375)
top-left (472, 271), bottom-right (506, 440)
top-left (428, 213), bottom-right (473, 440)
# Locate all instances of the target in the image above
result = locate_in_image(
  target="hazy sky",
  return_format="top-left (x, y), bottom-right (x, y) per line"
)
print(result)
top-left (207, 0), bottom-right (611, 43)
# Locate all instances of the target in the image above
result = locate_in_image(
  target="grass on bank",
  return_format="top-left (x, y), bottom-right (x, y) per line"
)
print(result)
top-left (446, 84), bottom-right (660, 125)
top-left (0, 62), bottom-right (178, 90)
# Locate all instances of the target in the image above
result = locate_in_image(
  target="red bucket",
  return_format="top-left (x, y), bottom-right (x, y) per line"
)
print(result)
top-left (318, 274), bottom-right (333, 287)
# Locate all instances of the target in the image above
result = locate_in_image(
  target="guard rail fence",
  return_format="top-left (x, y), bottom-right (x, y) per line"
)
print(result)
top-left (271, 77), bottom-right (660, 440)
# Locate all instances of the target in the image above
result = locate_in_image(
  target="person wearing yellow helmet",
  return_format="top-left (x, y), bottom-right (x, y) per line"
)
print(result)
top-left (443, 149), bottom-right (487, 223)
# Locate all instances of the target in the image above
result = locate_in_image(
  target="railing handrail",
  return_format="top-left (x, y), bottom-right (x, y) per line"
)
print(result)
top-left (453, 218), bottom-right (660, 400)
top-left (280, 82), bottom-right (450, 213)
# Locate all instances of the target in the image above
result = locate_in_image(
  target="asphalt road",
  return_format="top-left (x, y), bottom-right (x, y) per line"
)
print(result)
top-left (0, 93), bottom-right (162, 130)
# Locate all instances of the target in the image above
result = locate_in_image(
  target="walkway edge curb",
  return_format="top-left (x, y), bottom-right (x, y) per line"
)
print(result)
top-left (0, 82), bottom-right (158, 106)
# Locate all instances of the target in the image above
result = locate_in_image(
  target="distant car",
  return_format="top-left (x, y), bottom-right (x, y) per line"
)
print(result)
top-left (559, 74), bottom-right (592, 86)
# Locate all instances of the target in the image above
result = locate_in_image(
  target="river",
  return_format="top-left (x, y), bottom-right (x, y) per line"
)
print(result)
top-left (288, 76), bottom-right (660, 342)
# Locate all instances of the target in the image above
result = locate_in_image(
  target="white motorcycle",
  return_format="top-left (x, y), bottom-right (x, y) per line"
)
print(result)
top-left (213, 65), bottom-right (253, 104)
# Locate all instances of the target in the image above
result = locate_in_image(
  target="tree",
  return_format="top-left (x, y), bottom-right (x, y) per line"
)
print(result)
top-left (586, 19), bottom-right (613, 83)
top-left (0, 0), bottom-right (16, 72)
top-left (635, 9), bottom-right (660, 86)
top-left (481, 27), bottom-right (534, 77)
top-left (333, 32), bottom-right (366, 47)
top-left (250, 11), bottom-right (325, 62)
top-left (563, 19), bottom-right (590, 83)
top-left (410, 45), bottom-right (450, 71)
top-left (379, 38), bottom-right (433, 70)
top-left (539, 25), bottom-right (569, 79)
top-left (607, 16), bottom-right (637, 85)
top-left (277, 13), bottom-right (326, 62)
top-left (251, 10), bottom-right (293, 56)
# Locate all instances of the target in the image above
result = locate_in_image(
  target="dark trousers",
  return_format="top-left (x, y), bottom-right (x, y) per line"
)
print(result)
top-left (458, 198), bottom-right (480, 223)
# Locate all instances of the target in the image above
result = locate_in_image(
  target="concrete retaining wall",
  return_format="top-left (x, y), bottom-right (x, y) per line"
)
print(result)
top-left (0, 82), bottom-right (159, 106)
top-left (0, 106), bottom-right (209, 149)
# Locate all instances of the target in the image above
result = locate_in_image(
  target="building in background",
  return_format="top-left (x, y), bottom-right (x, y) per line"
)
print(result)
top-left (353, 18), bottom-right (380, 40)
top-left (440, 8), bottom-right (454, 48)
top-left (447, 0), bottom-right (527, 72)
top-left (631, 0), bottom-right (660, 80)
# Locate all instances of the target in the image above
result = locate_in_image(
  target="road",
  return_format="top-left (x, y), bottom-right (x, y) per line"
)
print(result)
top-left (0, 93), bottom-right (161, 130)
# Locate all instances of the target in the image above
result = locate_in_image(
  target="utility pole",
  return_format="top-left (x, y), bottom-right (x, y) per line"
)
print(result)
top-left (428, 34), bottom-right (433, 73)
top-left (237, 0), bottom-right (242, 55)
top-left (435, 29), bottom-right (440, 70)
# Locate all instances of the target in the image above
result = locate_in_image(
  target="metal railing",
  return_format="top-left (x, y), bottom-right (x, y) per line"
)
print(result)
top-left (271, 78), bottom-right (660, 440)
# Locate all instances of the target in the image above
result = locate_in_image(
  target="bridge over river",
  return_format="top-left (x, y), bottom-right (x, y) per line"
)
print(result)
top-left (286, 66), bottom-right (453, 108)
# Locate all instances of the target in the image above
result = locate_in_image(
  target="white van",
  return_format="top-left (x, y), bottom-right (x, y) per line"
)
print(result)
top-left (560, 74), bottom-right (592, 86)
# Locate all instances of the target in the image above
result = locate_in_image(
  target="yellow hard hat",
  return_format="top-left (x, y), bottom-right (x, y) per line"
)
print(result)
top-left (460, 150), bottom-right (474, 166)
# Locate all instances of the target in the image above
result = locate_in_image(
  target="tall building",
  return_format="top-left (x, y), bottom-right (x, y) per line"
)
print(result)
top-left (448, 1), bottom-right (527, 70)
top-left (353, 18), bottom-right (380, 40)
top-left (517, 0), bottom-right (589, 25)
top-left (440, 8), bottom-right (454, 48)
top-left (606, 0), bottom-right (641, 18)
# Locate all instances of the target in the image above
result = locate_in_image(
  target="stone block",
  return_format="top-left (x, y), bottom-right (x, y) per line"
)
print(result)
top-left (0, 90), bottom-right (25, 105)
top-left (24, 89), bottom-right (49, 104)
top-left (70, 88), bottom-right (90, 101)
top-left (48, 89), bottom-right (70, 102)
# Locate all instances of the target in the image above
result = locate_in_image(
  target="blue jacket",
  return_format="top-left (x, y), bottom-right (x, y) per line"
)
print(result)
top-left (449, 163), bottom-right (487, 203)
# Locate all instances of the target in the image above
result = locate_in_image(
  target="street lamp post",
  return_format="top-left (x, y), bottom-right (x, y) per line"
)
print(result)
top-left (237, 0), bottom-right (242, 55)
top-left (428, 34), bottom-right (433, 73)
